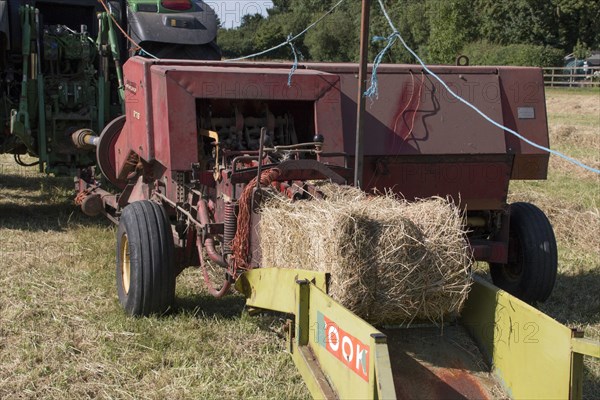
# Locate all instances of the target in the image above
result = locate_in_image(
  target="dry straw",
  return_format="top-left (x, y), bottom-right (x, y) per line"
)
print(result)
top-left (260, 185), bottom-right (473, 325)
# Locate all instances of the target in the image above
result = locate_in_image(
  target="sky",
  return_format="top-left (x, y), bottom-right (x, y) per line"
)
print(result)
top-left (205, 1), bottom-right (274, 29)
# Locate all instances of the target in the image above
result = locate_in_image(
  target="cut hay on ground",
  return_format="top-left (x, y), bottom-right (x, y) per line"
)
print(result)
top-left (260, 185), bottom-right (473, 325)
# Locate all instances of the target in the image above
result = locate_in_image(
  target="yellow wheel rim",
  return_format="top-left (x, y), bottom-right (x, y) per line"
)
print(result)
top-left (120, 234), bottom-right (131, 295)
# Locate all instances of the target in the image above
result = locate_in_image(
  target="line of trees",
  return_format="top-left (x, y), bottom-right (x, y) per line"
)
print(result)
top-left (217, 0), bottom-right (600, 66)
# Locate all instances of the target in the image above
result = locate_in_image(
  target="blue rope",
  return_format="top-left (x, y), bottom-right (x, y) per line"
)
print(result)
top-left (138, 48), bottom-right (159, 60)
top-left (369, 0), bottom-right (600, 175)
top-left (364, 33), bottom-right (399, 99)
top-left (287, 35), bottom-right (301, 87)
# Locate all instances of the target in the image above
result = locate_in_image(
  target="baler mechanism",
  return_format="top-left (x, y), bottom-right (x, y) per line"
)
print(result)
top-left (72, 57), bottom-right (600, 398)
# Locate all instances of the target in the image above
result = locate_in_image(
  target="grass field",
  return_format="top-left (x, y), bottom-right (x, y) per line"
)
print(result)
top-left (0, 88), bottom-right (598, 399)
top-left (507, 88), bottom-right (600, 397)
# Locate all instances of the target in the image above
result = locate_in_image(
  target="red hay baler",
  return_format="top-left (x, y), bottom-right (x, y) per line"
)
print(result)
top-left (76, 56), bottom-right (557, 315)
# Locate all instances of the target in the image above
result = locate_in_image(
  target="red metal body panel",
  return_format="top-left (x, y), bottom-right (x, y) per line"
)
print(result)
top-left (117, 57), bottom-right (344, 201)
top-left (116, 57), bottom-right (549, 211)
top-left (497, 67), bottom-right (550, 179)
top-left (307, 64), bottom-right (548, 210)
top-left (361, 156), bottom-right (512, 210)
top-left (315, 65), bottom-right (507, 155)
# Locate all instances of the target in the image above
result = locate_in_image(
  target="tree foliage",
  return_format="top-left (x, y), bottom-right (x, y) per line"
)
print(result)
top-left (304, 11), bottom-right (358, 62)
top-left (462, 42), bottom-right (565, 67)
top-left (475, 0), bottom-right (559, 47)
top-left (216, 0), bottom-right (600, 66)
top-left (427, 0), bottom-right (477, 64)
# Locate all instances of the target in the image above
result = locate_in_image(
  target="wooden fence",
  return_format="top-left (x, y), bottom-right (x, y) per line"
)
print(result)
top-left (543, 66), bottom-right (600, 88)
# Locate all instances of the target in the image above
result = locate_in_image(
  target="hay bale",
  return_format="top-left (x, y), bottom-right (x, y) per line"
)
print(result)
top-left (259, 187), bottom-right (473, 325)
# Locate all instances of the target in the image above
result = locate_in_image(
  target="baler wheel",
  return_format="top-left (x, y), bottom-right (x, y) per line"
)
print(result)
top-left (116, 201), bottom-right (176, 316)
top-left (490, 202), bottom-right (558, 303)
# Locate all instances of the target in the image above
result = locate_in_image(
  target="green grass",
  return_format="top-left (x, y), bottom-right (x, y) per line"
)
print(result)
top-left (0, 167), bottom-right (309, 399)
top-left (549, 114), bottom-right (600, 127)
top-left (511, 173), bottom-right (598, 209)
top-left (1, 88), bottom-right (599, 398)
top-left (546, 87), bottom-right (600, 96)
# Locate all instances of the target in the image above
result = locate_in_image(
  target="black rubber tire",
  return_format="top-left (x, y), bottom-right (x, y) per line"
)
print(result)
top-left (116, 201), bottom-right (176, 316)
top-left (490, 202), bottom-right (558, 303)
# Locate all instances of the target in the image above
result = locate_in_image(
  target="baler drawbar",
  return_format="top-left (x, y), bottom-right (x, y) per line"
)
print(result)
top-left (236, 268), bottom-right (599, 399)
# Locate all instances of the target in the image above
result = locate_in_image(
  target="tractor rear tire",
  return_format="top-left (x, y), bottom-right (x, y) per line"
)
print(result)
top-left (490, 202), bottom-right (558, 303)
top-left (116, 201), bottom-right (176, 316)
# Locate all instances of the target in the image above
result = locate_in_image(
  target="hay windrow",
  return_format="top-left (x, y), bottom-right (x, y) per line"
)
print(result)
top-left (259, 185), bottom-right (473, 325)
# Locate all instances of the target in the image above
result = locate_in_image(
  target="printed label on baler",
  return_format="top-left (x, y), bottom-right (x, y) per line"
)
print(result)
top-left (124, 80), bottom-right (137, 94)
top-left (316, 312), bottom-right (370, 381)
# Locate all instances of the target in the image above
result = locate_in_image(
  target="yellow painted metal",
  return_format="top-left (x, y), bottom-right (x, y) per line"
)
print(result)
top-left (571, 336), bottom-right (600, 399)
top-left (290, 339), bottom-right (338, 399)
top-left (199, 129), bottom-right (221, 181)
top-left (462, 276), bottom-right (574, 400)
top-left (305, 282), bottom-right (394, 399)
top-left (296, 280), bottom-right (310, 346)
top-left (120, 233), bottom-right (130, 294)
top-left (237, 268), bottom-right (396, 399)
top-left (571, 347), bottom-right (584, 400)
top-left (235, 268), bottom-right (328, 314)
top-left (371, 335), bottom-right (396, 400)
top-left (238, 269), bottom-right (600, 400)
top-left (572, 337), bottom-right (600, 358)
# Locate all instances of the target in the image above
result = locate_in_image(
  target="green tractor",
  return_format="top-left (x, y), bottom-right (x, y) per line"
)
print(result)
top-left (0, 0), bottom-right (220, 175)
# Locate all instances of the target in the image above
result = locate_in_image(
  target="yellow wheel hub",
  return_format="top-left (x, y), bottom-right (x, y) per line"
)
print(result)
top-left (120, 234), bottom-right (131, 295)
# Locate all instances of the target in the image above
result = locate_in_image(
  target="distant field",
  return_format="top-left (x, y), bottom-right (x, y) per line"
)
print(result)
top-left (0, 88), bottom-right (598, 398)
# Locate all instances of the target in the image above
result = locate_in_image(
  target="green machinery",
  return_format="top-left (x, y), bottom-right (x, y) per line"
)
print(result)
top-left (0, 0), bottom-right (220, 175)
top-left (3, 4), bottom-right (120, 175)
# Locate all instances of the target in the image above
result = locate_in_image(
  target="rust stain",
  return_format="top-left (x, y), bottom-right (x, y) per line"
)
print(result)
top-left (389, 71), bottom-right (426, 149)
top-left (436, 368), bottom-right (491, 400)
top-left (391, 79), bottom-right (416, 140)
top-left (385, 326), bottom-right (501, 400)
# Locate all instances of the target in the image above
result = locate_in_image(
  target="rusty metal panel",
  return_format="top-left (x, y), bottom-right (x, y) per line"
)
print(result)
top-left (118, 57), bottom-right (346, 200)
top-left (153, 64), bottom-right (344, 171)
top-left (374, 73), bottom-right (501, 155)
top-left (115, 58), bottom-right (148, 176)
top-left (153, 65), bottom-right (338, 100)
top-left (117, 57), bottom-right (549, 210)
top-left (313, 65), bottom-right (506, 156)
top-left (159, 71), bottom-right (200, 172)
top-left (497, 67), bottom-right (550, 180)
top-left (361, 155), bottom-right (512, 210)
top-left (310, 63), bottom-right (550, 182)
top-left (157, 66), bottom-right (345, 158)
top-left (120, 59), bottom-right (157, 164)
top-left (124, 59), bottom-right (548, 177)
top-left (304, 63), bottom-right (500, 76)
top-left (384, 326), bottom-right (504, 400)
